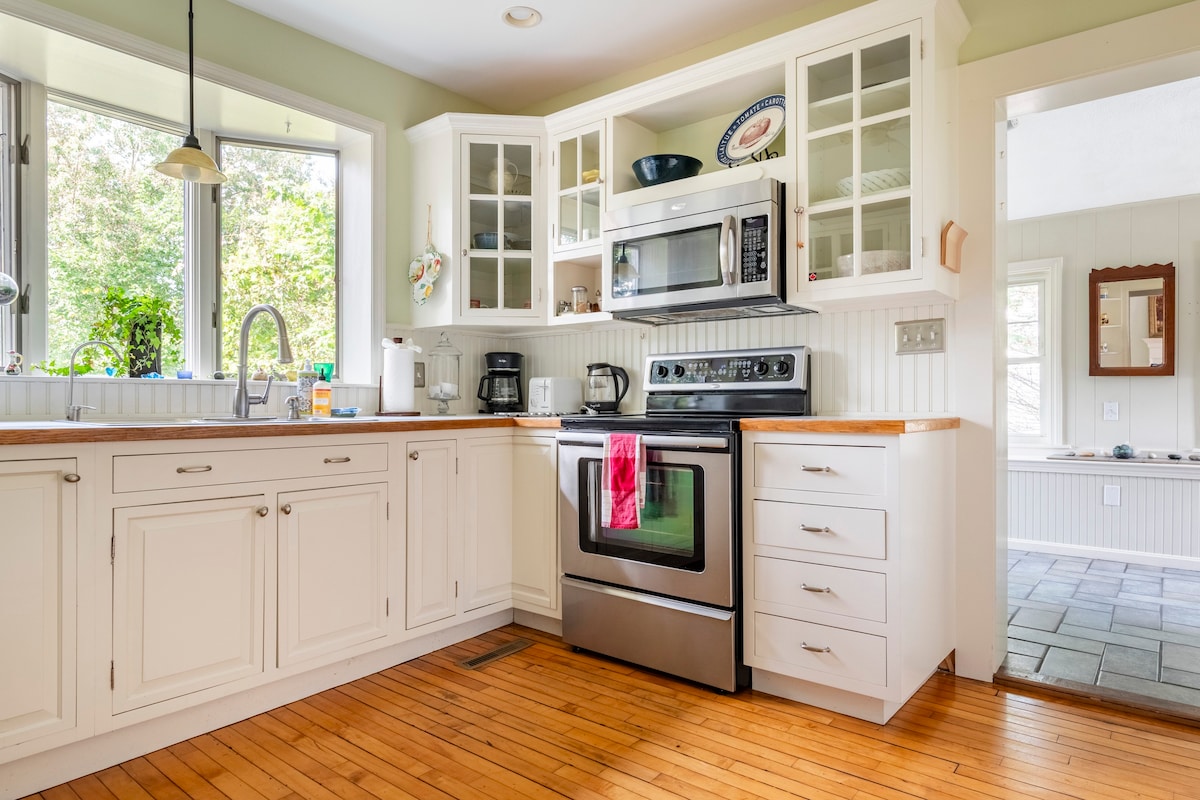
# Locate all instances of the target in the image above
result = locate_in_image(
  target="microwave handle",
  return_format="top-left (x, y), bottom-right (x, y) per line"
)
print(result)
top-left (719, 215), bottom-right (737, 285)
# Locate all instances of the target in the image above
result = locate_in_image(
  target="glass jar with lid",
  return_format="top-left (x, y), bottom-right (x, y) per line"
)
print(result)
top-left (426, 332), bottom-right (462, 414)
top-left (571, 285), bottom-right (589, 314)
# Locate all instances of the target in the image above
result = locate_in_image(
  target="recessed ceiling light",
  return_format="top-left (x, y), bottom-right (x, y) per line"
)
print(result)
top-left (502, 6), bottom-right (542, 28)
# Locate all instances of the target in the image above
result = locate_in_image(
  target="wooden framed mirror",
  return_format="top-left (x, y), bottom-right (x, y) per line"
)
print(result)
top-left (1089, 262), bottom-right (1175, 376)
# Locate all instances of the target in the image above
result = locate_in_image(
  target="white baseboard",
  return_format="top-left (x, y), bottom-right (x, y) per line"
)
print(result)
top-left (1008, 539), bottom-right (1200, 571)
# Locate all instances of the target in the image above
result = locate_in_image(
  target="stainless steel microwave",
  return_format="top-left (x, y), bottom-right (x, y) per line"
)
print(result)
top-left (602, 178), bottom-right (812, 323)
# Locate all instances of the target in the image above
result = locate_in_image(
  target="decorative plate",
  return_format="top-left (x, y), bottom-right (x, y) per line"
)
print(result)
top-left (717, 94), bottom-right (786, 166)
top-left (408, 243), bottom-right (443, 306)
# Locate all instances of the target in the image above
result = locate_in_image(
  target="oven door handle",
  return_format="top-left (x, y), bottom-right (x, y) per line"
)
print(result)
top-left (561, 577), bottom-right (734, 621)
top-left (557, 433), bottom-right (730, 451)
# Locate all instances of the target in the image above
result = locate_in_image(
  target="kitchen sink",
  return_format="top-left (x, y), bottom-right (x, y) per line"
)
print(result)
top-left (70, 414), bottom-right (387, 426)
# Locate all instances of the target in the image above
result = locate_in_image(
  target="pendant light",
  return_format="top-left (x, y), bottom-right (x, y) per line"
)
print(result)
top-left (155, 0), bottom-right (226, 184)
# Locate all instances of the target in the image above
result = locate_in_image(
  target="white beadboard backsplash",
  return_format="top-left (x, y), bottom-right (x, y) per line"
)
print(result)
top-left (0, 307), bottom-right (952, 420)
top-left (1009, 461), bottom-right (1200, 564)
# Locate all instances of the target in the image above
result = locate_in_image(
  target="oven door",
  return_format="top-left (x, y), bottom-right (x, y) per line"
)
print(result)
top-left (558, 432), bottom-right (734, 608)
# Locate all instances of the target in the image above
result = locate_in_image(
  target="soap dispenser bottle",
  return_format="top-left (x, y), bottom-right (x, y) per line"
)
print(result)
top-left (311, 368), bottom-right (332, 417)
top-left (296, 360), bottom-right (318, 415)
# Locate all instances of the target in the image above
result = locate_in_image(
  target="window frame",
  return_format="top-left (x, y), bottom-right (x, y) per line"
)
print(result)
top-left (214, 136), bottom-right (341, 377)
top-left (1006, 257), bottom-right (1064, 449)
top-left (0, 72), bottom-right (18, 359)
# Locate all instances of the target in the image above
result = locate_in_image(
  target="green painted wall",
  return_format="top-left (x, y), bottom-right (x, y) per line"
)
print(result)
top-left (36, 0), bottom-right (493, 327)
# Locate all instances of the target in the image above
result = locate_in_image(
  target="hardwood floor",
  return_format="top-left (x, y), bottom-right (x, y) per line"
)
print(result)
top-left (26, 624), bottom-right (1200, 800)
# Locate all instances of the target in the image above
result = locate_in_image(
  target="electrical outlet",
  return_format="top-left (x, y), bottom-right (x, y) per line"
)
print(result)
top-left (895, 318), bottom-right (946, 354)
top-left (413, 361), bottom-right (426, 388)
top-left (1103, 402), bottom-right (1118, 421)
top-left (1103, 485), bottom-right (1121, 506)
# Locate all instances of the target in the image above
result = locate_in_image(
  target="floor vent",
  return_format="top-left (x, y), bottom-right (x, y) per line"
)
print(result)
top-left (458, 639), bottom-right (532, 670)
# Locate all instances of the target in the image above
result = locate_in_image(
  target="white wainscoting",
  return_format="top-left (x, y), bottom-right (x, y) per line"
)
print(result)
top-left (1009, 458), bottom-right (1200, 567)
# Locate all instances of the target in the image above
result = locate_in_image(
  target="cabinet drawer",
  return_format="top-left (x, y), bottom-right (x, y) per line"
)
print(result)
top-left (753, 443), bottom-right (886, 496)
top-left (753, 613), bottom-right (886, 686)
top-left (754, 556), bottom-right (886, 623)
top-left (753, 499), bottom-right (886, 559)
top-left (112, 443), bottom-right (388, 493)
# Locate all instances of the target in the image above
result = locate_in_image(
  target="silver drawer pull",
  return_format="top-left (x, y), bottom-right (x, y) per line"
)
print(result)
top-left (801, 583), bottom-right (832, 593)
top-left (323, 456), bottom-right (351, 464)
top-left (800, 525), bottom-right (832, 534)
top-left (176, 465), bottom-right (213, 474)
top-left (801, 642), bottom-right (832, 653)
top-left (801, 465), bottom-right (831, 473)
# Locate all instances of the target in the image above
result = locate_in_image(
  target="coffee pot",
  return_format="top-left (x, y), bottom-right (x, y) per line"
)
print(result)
top-left (584, 362), bottom-right (629, 413)
top-left (477, 351), bottom-right (524, 413)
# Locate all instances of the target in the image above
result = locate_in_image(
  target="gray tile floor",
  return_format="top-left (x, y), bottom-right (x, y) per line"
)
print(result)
top-left (1004, 549), bottom-right (1200, 706)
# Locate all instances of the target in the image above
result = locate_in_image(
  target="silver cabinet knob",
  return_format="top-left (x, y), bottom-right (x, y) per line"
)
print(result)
top-left (409, 451), bottom-right (420, 461)
top-left (255, 506), bottom-right (269, 517)
top-left (63, 473), bottom-right (81, 483)
top-left (280, 503), bottom-right (292, 515)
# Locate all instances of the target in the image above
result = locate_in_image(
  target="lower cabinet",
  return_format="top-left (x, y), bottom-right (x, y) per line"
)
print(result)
top-left (511, 433), bottom-right (559, 613)
top-left (277, 484), bottom-right (388, 666)
top-left (461, 436), bottom-right (514, 612)
top-left (406, 438), bottom-right (459, 628)
top-left (0, 459), bottom-right (80, 754)
top-left (742, 429), bottom-right (955, 723)
top-left (112, 496), bottom-right (268, 714)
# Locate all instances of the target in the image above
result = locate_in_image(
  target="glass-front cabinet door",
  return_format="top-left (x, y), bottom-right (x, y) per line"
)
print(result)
top-left (553, 123), bottom-right (604, 252)
top-left (800, 24), bottom-right (917, 284)
top-left (462, 135), bottom-right (540, 316)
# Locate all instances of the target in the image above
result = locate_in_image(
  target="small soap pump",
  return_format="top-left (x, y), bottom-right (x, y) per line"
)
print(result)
top-left (311, 367), bottom-right (332, 417)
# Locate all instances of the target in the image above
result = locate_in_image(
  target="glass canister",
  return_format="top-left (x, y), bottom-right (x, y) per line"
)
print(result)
top-left (426, 332), bottom-right (462, 414)
top-left (571, 285), bottom-right (589, 314)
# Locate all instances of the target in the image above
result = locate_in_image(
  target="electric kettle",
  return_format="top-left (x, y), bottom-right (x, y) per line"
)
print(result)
top-left (584, 362), bottom-right (629, 413)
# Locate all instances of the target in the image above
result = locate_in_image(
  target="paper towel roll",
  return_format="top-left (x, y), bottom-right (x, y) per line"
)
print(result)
top-left (381, 344), bottom-right (416, 413)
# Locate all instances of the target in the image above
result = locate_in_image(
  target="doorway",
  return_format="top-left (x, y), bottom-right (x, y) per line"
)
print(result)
top-left (998, 66), bottom-right (1200, 714)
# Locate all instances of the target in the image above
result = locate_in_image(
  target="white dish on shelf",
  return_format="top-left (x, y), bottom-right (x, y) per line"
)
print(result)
top-left (835, 250), bottom-right (910, 276)
top-left (834, 167), bottom-right (910, 197)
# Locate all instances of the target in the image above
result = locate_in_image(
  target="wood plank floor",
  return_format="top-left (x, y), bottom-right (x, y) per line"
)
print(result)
top-left (25, 624), bottom-right (1200, 800)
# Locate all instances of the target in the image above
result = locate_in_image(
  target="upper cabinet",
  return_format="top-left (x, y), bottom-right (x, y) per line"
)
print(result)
top-left (406, 114), bottom-right (546, 328)
top-left (552, 123), bottom-right (604, 253)
top-left (791, 2), bottom-right (967, 309)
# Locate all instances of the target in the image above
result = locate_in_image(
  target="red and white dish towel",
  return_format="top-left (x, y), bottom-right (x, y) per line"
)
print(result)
top-left (601, 433), bottom-right (646, 530)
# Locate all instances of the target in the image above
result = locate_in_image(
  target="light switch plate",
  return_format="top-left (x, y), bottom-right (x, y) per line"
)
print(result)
top-left (1103, 485), bottom-right (1121, 506)
top-left (413, 361), bottom-right (426, 388)
top-left (895, 318), bottom-right (946, 354)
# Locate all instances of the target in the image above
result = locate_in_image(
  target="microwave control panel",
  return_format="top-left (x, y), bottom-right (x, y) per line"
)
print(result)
top-left (740, 214), bottom-right (770, 283)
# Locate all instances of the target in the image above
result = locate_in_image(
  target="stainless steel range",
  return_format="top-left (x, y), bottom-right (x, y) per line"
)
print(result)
top-left (557, 345), bottom-right (811, 691)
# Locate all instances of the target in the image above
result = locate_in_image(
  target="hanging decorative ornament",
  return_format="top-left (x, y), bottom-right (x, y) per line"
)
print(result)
top-left (409, 205), bottom-right (444, 306)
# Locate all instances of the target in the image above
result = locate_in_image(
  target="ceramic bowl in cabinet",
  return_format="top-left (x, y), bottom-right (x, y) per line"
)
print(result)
top-left (835, 250), bottom-right (910, 276)
top-left (631, 154), bottom-right (703, 187)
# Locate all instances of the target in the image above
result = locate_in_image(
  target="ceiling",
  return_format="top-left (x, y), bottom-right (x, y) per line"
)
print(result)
top-left (223, 0), bottom-right (827, 111)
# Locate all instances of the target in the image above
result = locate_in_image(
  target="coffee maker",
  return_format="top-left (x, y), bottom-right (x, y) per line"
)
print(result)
top-left (477, 352), bottom-right (524, 413)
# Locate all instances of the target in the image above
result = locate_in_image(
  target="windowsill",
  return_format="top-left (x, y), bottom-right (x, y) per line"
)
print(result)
top-left (2, 374), bottom-right (377, 390)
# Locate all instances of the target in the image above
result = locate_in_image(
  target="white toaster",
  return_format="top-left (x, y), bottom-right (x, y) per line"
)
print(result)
top-left (527, 377), bottom-right (583, 415)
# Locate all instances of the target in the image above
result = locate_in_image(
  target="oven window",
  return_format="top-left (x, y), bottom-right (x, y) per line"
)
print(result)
top-left (615, 223), bottom-right (723, 297)
top-left (578, 458), bottom-right (705, 571)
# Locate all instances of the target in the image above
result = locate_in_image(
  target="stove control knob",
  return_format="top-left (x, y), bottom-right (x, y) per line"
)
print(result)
top-left (753, 361), bottom-right (769, 376)
top-left (773, 361), bottom-right (790, 376)
top-left (654, 364), bottom-right (669, 379)
top-left (672, 364), bottom-right (686, 378)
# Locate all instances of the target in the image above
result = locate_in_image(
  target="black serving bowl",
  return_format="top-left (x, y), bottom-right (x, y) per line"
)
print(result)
top-left (631, 154), bottom-right (703, 187)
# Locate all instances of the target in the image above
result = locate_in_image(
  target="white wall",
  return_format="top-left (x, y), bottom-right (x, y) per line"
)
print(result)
top-left (510, 304), bottom-right (954, 416)
top-left (1009, 196), bottom-right (1200, 453)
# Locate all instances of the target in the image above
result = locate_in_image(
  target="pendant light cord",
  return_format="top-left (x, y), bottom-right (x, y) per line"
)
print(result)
top-left (187, 0), bottom-right (196, 140)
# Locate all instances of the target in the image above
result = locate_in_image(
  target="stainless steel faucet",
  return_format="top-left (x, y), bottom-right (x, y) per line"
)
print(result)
top-left (233, 303), bottom-right (294, 418)
top-left (66, 340), bottom-right (121, 421)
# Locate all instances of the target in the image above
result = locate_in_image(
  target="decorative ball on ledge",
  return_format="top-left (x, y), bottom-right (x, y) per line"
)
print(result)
top-left (1112, 443), bottom-right (1135, 459)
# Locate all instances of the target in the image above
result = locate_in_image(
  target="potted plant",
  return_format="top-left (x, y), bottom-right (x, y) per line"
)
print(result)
top-left (88, 287), bottom-right (181, 377)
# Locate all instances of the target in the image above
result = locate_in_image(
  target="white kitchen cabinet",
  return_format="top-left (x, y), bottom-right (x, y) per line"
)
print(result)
top-left (461, 436), bottom-right (514, 612)
top-left (406, 113), bottom-right (546, 328)
top-left (112, 496), bottom-right (268, 714)
top-left (791, 2), bottom-right (967, 310)
top-left (742, 428), bottom-right (955, 723)
top-left (405, 438), bottom-right (458, 628)
top-left (546, 122), bottom-right (611, 326)
top-left (0, 459), bottom-right (80, 755)
top-left (511, 433), bottom-right (559, 613)
top-left (277, 483), bottom-right (389, 667)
